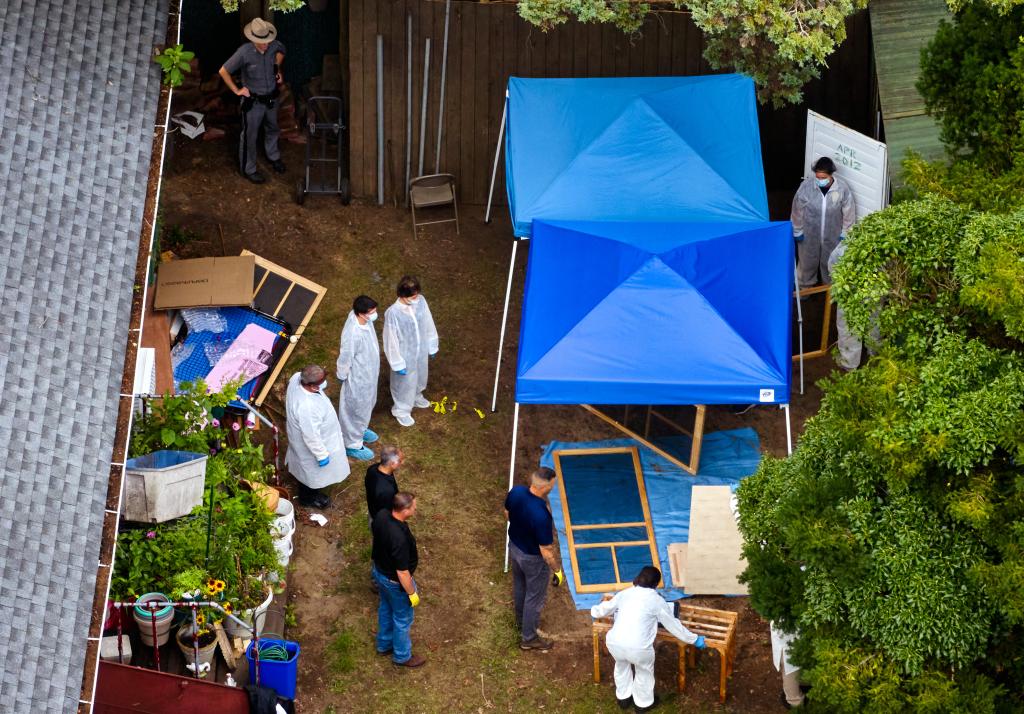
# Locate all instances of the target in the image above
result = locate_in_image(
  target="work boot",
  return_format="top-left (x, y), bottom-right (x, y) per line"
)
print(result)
top-left (616, 696), bottom-right (633, 709)
top-left (243, 170), bottom-right (266, 184)
top-left (270, 159), bottom-right (286, 173)
top-left (519, 636), bottom-right (554, 652)
top-left (393, 654), bottom-right (426, 668)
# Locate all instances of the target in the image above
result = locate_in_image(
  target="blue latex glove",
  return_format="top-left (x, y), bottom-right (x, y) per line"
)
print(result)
top-left (397, 368), bottom-right (408, 375)
top-left (317, 456), bottom-right (330, 467)
top-left (429, 352), bottom-right (437, 360)
top-left (839, 233), bottom-right (847, 241)
top-left (694, 635), bottom-right (706, 650)
top-left (794, 233), bottom-right (804, 243)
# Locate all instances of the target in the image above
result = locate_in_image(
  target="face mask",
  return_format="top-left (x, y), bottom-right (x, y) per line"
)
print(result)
top-left (816, 177), bottom-right (831, 188)
top-left (366, 311), bottom-right (378, 322)
top-left (319, 380), bottom-right (328, 391)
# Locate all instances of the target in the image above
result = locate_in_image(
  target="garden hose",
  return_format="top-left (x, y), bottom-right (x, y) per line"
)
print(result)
top-left (255, 641), bottom-right (290, 661)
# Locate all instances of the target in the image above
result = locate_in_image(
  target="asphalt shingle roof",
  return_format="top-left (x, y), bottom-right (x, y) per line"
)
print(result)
top-left (0, 1), bottom-right (168, 711)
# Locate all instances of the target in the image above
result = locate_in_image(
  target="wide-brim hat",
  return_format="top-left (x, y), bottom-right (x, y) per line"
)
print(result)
top-left (244, 17), bottom-right (277, 44)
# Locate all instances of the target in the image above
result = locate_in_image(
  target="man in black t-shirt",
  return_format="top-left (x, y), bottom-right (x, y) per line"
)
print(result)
top-left (371, 492), bottom-right (425, 667)
top-left (364, 445), bottom-right (404, 522)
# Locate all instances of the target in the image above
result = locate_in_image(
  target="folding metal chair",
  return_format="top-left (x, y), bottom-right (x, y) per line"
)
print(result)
top-left (409, 173), bottom-right (459, 238)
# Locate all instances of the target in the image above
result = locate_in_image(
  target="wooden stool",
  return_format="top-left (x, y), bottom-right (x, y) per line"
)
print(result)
top-left (591, 603), bottom-right (738, 703)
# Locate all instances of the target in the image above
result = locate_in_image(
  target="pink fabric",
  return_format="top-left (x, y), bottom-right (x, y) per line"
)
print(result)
top-left (206, 324), bottom-right (277, 392)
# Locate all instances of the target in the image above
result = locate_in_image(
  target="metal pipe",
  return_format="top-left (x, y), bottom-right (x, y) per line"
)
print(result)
top-left (376, 35), bottom-right (384, 206)
top-left (503, 401), bottom-right (521, 573)
top-left (434, 0), bottom-right (451, 173)
top-left (418, 38), bottom-right (431, 178)
top-left (484, 94), bottom-right (508, 224)
top-left (784, 403), bottom-right (793, 455)
top-left (794, 260), bottom-right (805, 395)
top-left (234, 396), bottom-right (281, 482)
top-left (405, 13), bottom-right (413, 205)
top-left (491, 240), bottom-right (520, 412)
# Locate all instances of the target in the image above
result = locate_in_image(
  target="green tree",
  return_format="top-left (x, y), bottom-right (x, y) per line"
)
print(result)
top-left (917, 4), bottom-right (1024, 170)
top-left (517, 0), bottom-right (1024, 106)
top-left (738, 199), bottom-right (1024, 709)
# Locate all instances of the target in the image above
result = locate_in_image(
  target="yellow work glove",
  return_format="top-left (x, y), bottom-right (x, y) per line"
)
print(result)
top-left (409, 591), bottom-right (421, 607)
top-left (551, 570), bottom-right (565, 587)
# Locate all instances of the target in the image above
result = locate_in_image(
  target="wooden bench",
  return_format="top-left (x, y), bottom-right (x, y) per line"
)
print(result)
top-left (592, 602), bottom-right (738, 703)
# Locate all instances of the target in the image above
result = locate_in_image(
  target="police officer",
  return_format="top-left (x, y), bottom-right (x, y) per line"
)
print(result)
top-left (218, 18), bottom-right (286, 184)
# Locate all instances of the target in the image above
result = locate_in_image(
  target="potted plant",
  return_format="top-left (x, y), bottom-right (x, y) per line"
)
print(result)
top-left (175, 609), bottom-right (220, 676)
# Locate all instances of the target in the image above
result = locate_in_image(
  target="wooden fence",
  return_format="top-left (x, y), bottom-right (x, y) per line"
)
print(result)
top-left (347, 0), bottom-right (874, 206)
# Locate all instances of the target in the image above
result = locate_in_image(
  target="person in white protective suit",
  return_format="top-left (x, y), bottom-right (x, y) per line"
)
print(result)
top-left (285, 364), bottom-right (350, 508)
top-left (590, 567), bottom-right (706, 711)
top-left (336, 295), bottom-right (382, 460)
top-left (383, 276), bottom-right (438, 427)
top-left (771, 622), bottom-right (805, 708)
top-left (791, 156), bottom-right (856, 289)
top-left (827, 241), bottom-right (863, 371)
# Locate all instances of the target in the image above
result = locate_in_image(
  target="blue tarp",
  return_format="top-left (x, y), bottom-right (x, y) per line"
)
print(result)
top-left (505, 75), bottom-right (769, 238)
top-left (515, 220), bottom-right (793, 405)
top-left (540, 429), bottom-right (762, 610)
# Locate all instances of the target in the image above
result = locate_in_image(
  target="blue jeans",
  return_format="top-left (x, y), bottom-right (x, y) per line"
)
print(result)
top-left (372, 565), bottom-right (414, 663)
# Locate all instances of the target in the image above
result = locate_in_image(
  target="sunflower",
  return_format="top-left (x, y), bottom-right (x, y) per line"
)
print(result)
top-left (213, 579), bottom-right (226, 593)
top-left (222, 602), bottom-right (233, 615)
top-left (195, 612), bottom-right (205, 626)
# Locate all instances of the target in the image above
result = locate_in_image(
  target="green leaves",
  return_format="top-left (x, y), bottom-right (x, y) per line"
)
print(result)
top-left (153, 44), bottom-right (195, 88)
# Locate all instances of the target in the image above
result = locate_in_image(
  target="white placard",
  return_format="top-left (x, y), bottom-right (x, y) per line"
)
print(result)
top-left (804, 110), bottom-right (889, 221)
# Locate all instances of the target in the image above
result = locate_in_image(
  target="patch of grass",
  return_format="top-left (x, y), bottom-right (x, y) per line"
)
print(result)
top-left (325, 627), bottom-right (361, 694)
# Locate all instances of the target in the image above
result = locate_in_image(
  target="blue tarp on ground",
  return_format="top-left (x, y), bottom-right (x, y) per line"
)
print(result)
top-left (515, 219), bottom-right (794, 405)
top-left (505, 75), bottom-right (770, 238)
top-left (540, 429), bottom-right (762, 610)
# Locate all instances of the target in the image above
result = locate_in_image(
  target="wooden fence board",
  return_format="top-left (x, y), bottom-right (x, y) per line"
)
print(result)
top-left (347, 1), bottom-right (872, 206)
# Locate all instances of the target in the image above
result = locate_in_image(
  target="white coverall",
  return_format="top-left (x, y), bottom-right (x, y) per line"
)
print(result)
top-left (284, 373), bottom-right (350, 489)
top-left (383, 297), bottom-right (438, 420)
top-left (591, 587), bottom-right (699, 707)
top-left (771, 622), bottom-right (804, 707)
top-left (826, 242), bottom-right (863, 371)
top-left (791, 175), bottom-right (856, 289)
top-left (336, 311), bottom-right (381, 450)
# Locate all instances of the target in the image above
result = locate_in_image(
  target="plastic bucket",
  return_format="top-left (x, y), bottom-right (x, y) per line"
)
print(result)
top-left (271, 499), bottom-right (295, 537)
top-left (246, 638), bottom-right (300, 699)
top-left (273, 533), bottom-right (294, 567)
top-left (132, 593), bottom-right (175, 647)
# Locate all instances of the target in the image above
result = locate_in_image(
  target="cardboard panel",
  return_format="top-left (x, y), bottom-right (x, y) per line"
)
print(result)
top-left (154, 256), bottom-right (255, 309)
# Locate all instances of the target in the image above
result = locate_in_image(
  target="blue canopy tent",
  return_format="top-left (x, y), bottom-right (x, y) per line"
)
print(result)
top-left (485, 76), bottom-right (799, 569)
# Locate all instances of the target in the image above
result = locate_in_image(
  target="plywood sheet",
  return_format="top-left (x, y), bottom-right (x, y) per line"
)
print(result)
top-left (683, 486), bottom-right (748, 595)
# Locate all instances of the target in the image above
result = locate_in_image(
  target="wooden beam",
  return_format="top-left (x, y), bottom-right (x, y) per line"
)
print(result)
top-left (580, 404), bottom-right (703, 476)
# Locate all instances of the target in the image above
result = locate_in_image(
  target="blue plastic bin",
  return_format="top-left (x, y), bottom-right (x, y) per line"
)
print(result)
top-left (246, 638), bottom-right (300, 699)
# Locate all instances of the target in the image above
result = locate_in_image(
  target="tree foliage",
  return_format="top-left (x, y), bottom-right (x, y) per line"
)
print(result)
top-left (917, 4), bottom-right (1024, 170)
top-left (518, 0), bottom-right (1024, 106)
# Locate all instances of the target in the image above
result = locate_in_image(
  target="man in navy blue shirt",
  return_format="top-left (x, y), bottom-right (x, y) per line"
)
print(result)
top-left (505, 467), bottom-right (563, 651)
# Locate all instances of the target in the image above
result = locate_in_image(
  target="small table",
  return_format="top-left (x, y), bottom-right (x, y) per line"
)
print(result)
top-left (592, 603), bottom-right (738, 703)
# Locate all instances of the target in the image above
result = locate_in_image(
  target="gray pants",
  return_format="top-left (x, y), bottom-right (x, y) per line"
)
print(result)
top-left (239, 99), bottom-right (280, 176)
top-left (797, 234), bottom-right (839, 289)
top-left (509, 543), bottom-right (549, 642)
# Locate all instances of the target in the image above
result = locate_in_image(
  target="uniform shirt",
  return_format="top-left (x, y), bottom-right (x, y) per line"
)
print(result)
top-left (222, 40), bottom-right (286, 95)
top-left (371, 510), bottom-right (418, 581)
top-left (505, 485), bottom-right (553, 556)
top-left (365, 463), bottom-right (399, 520)
top-left (590, 586), bottom-right (699, 650)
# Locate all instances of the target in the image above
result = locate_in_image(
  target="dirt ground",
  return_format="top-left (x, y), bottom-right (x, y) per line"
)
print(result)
top-left (160, 130), bottom-right (836, 713)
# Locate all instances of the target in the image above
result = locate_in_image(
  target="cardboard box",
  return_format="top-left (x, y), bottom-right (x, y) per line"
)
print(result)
top-left (154, 256), bottom-right (255, 309)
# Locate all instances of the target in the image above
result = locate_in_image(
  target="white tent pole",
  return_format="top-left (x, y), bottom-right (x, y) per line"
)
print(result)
top-left (794, 259), bottom-right (805, 395)
top-left (485, 93), bottom-right (508, 224)
top-left (503, 401), bottom-right (521, 573)
top-left (491, 240), bottom-right (519, 412)
top-left (784, 403), bottom-right (793, 455)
